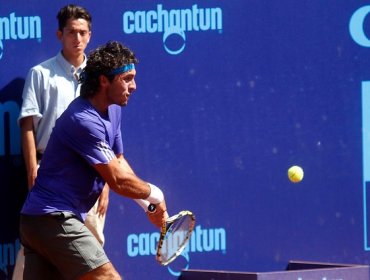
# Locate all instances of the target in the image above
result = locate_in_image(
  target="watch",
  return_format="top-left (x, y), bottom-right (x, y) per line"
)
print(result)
top-left (148, 203), bottom-right (157, 213)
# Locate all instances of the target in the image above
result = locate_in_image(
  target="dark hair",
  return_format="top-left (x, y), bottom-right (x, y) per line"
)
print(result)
top-left (57, 4), bottom-right (92, 31)
top-left (80, 41), bottom-right (138, 98)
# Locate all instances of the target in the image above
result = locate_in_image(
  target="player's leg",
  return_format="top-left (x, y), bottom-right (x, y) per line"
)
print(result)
top-left (20, 213), bottom-right (111, 279)
top-left (78, 262), bottom-right (121, 280)
top-left (23, 246), bottom-right (64, 280)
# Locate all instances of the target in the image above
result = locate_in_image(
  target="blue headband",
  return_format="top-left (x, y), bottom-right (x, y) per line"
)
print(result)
top-left (107, 63), bottom-right (135, 76)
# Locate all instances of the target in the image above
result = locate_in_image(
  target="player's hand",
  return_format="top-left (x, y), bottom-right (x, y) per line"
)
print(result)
top-left (97, 184), bottom-right (109, 217)
top-left (146, 200), bottom-right (169, 228)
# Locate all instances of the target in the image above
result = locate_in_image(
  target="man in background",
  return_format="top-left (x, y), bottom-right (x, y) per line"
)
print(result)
top-left (14, 4), bottom-right (108, 279)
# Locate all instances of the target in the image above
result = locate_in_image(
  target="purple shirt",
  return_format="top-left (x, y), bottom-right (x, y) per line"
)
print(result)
top-left (21, 97), bottom-right (123, 221)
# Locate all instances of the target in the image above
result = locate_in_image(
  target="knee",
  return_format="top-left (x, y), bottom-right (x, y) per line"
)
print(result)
top-left (79, 262), bottom-right (121, 280)
top-left (106, 268), bottom-right (121, 280)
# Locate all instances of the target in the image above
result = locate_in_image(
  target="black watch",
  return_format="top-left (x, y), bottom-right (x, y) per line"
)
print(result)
top-left (148, 203), bottom-right (157, 213)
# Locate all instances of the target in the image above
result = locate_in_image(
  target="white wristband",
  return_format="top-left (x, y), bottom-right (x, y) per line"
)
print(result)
top-left (134, 183), bottom-right (164, 212)
top-left (146, 183), bottom-right (164, 204)
top-left (134, 199), bottom-right (150, 211)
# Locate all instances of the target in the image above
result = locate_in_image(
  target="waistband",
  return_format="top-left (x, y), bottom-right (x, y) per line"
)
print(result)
top-left (21, 211), bottom-right (76, 221)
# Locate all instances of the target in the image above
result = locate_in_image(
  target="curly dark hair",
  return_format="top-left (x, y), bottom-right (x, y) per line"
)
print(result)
top-left (80, 41), bottom-right (138, 98)
top-left (57, 4), bottom-right (92, 31)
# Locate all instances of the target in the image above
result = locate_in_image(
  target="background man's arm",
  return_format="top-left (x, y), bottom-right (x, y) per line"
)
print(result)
top-left (20, 116), bottom-right (38, 190)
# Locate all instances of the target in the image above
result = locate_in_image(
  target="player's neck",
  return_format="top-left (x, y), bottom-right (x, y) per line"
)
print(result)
top-left (88, 96), bottom-right (109, 116)
top-left (61, 50), bottom-right (85, 68)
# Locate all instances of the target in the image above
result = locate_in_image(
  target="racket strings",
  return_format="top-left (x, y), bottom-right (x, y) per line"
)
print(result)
top-left (158, 213), bottom-right (195, 265)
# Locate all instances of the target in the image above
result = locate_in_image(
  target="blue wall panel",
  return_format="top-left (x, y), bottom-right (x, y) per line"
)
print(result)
top-left (1, 1), bottom-right (370, 279)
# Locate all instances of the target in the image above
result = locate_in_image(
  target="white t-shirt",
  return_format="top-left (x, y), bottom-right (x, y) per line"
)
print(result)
top-left (18, 51), bottom-right (86, 153)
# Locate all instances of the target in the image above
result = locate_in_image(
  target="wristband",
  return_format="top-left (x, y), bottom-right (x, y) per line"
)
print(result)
top-left (134, 199), bottom-right (150, 211)
top-left (134, 199), bottom-right (157, 213)
top-left (134, 183), bottom-right (164, 212)
top-left (146, 183), bottom-right (164, 204)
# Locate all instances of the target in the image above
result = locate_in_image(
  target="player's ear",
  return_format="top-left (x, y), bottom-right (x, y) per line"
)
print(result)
top-left (99, 75), bottom-right (110, 87)
top-left (56, 30), bottom-right (63, 41)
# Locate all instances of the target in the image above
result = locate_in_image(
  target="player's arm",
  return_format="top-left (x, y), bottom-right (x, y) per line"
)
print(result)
top-left (93, 156), bottom-right (168, 227)
top-left (115, 154), bottom-right (169, 225)
top-left (95, 153), bottom-right (130, 217)
top-left (94, 157), bottom-right (149, 198)
top-left (20, 116), bottom-right (38, 190)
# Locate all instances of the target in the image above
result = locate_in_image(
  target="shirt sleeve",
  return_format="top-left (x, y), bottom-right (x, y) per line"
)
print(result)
top-left (75, 117), bottom-right (115, 165)
top-left (58, 108), bottom-right (119, 166)
top-left (18, 67), bottom-right (43, 126)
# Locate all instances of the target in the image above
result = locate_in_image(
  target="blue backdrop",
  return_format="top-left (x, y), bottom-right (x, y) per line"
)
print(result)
top-left (1, 1), bottom-right (370, 279)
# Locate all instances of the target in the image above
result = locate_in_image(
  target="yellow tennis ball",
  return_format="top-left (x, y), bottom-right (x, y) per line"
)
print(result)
top-left (288, 166), bottom-right (304, 183)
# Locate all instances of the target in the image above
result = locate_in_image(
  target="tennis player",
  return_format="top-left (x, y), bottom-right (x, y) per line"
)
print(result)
top-left (19, 41), bottom-right (168, 280)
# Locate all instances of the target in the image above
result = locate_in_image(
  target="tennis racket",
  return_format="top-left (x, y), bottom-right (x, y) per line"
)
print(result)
top-left (155, 210), bottom-right (196, 266)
